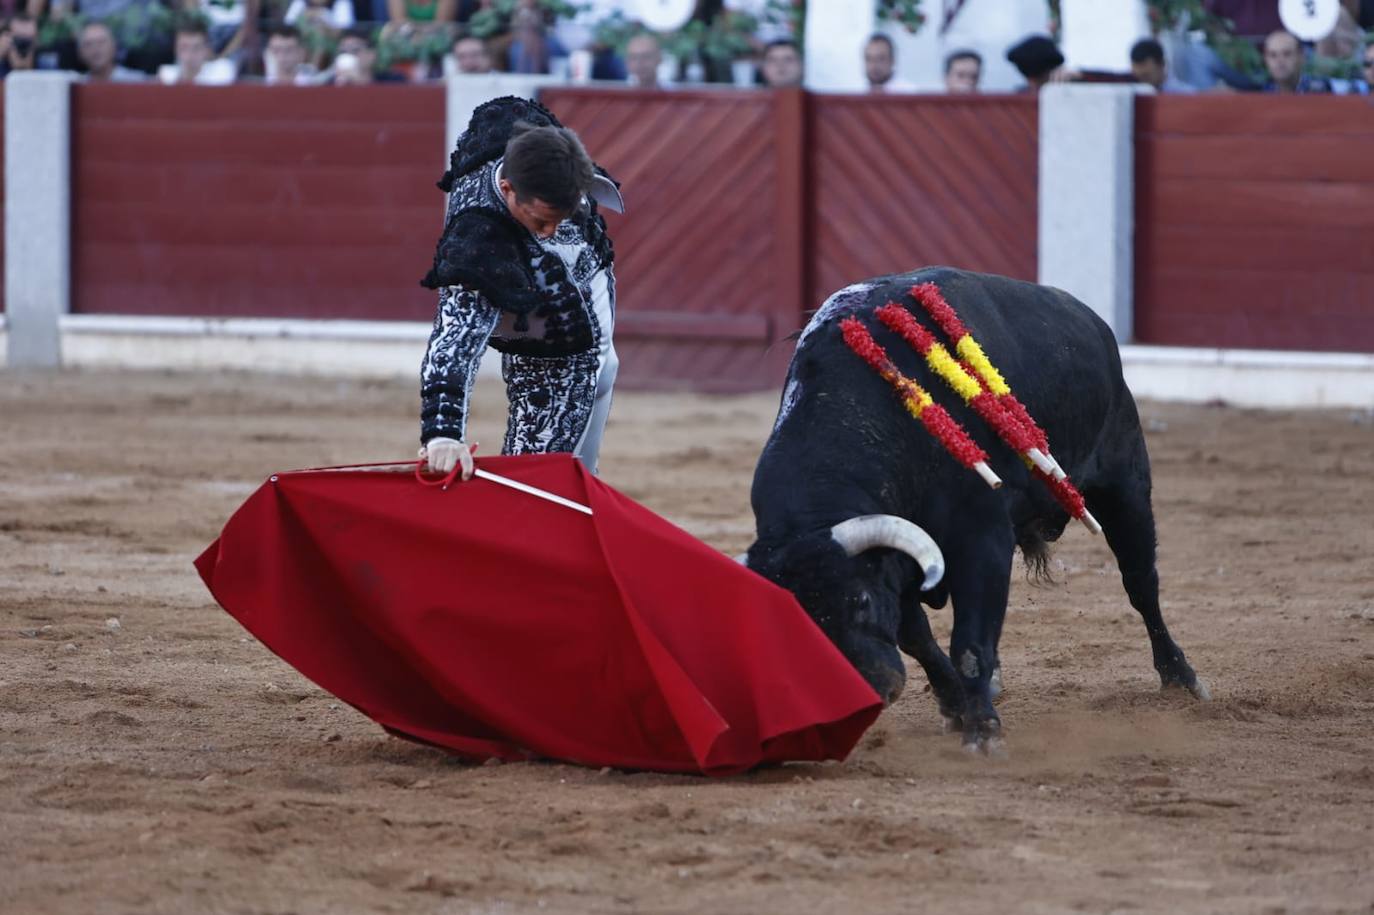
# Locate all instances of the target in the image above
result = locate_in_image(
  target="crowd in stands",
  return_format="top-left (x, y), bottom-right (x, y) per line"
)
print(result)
top-left (0, 0), bottom-right (1370, 94)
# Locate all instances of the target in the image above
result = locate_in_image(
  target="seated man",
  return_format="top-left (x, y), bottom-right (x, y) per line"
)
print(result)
top-left (77, 20), bottom-right (146, 81)
top-left (1129, 38), bottom-right (1194, 93)
top-left (760, 38), bottom-right (802, 88)
top-left (158, 20), bottom-right (237, 84)
top-left (625, 31), bottom-right (666, 88)
top-left (450, 31), bottom-right (493, 75)
top-left (330, 27), bottom-right (404, 83)
top-left (943, 49), bottom-right (981, 93)
top-left (1260, 29), bottom-right (1331, 93)
top-left (864, 33), bottom-right (914, 93)
top-left (263, 24), bottom-right (318, 85)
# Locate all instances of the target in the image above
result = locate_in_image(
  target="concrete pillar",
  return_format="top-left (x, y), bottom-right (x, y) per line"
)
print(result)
top-left (1038, 83), bottom-right (1139, 342)
top-left (4, 71), bottom-right (77, 369)
top-left (445, 73), bottom-right (563, 167)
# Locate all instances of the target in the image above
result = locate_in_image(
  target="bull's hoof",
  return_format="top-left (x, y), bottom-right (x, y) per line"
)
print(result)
top-left (960, 733), bottom-right (1008, 759)
top-left (1163, 677), bottom-right (1211, 702)
top-left (1160, 669), bottom-right (1211, 702)
top-left (960, 718), bottom-right (1003, 757)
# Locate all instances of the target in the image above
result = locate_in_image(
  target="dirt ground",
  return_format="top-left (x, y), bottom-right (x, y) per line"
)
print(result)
top-left (1, 368), bottom-right (1372, 915)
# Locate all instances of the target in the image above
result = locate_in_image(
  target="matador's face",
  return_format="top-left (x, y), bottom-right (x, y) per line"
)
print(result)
top-left (499, 178), bottom-right (570, 240)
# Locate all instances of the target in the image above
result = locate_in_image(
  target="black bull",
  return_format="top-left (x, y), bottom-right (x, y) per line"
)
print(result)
top-left (746, 267), bottom-right (1208, 752)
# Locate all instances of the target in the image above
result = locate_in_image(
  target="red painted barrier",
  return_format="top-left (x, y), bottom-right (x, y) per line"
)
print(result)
top-left (71, 84), bottom-right (445, 321)
top-left (1134, 95), bottom-right (1374, 352)
top-left (540, 86), bottom-right (804, 391)
top-left (808, 94), bottom-right (1039, 307)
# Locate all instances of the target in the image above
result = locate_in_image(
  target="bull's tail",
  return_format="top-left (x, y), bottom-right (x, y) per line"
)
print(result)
top-left (1016, 521), bottom-right (1056, 584)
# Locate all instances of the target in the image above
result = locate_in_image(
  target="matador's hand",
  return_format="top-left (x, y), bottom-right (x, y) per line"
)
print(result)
top-left (421, 437), bottom-right (476, 481)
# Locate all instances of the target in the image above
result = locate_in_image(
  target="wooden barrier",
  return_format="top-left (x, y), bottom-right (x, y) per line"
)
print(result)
top-left (1135, 95), bottom-right (1374, 352)
top-left (71, 84), bottom-right (445, 322)
top-left (808, 94), bottom-right (1039, 308)
top-left (540, 86), bottom-right (804, 390)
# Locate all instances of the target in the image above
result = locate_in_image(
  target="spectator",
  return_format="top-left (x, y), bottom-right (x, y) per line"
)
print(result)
top-left (1355, 40), bottom-right (1374, 94)
top-left (1130, 37), bottom-right (1194, 93)
top-left (1006, 34), bottom-right (1067, 92)
top-left (77, 20), bottom-right (146, 80)
top-left (331, 27), bottom-right (402, 82)
top-left (759, 37), bottom-right (801, 88)
top-left (263, 23), bottom-right (315, 83)
top-left (1, 13), bottom-right (39, 76)
top-left (158, 20), bottom-right (236, 83)
top-left (863, 33), bottom-right (913, 93)
top-left (35, 0), bottom-right (171, 70)
top-left (943, 48), bottom-right (980, 93)
top-left (625, 31), bottom-right (664, 88)
top-left (506, 0), bottom-right (566, 75)
top-left (1261, 29), bottom-right (1330, 93)
top-left (450, 31), bottom-right (492, 74)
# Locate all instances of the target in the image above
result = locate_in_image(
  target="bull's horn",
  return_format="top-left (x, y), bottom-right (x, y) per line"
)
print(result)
top-left (830, 515), bottom-right (945, 591)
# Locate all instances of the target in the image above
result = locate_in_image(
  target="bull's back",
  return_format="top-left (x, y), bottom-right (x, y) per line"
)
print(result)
top-left (769, 267), bottom-right (1134, 486)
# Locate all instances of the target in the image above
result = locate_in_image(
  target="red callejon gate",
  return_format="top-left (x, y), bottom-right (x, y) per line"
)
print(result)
top-left (1134, 95), bottom-right (1374, 352)
top-left (807, 94), bottom-right (1039, 306)
top-left (538, 87), bottom-right (805, 391)
top-left (71, 84), bottom-right (445, 322)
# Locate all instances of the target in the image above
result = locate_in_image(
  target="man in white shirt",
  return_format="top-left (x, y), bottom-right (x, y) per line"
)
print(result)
top-left (77, 21), bottom-right (146, 81)
top-left (158, 22), bottom-right (237, 85)
top-left (864, 33), bottom-right (915, 93)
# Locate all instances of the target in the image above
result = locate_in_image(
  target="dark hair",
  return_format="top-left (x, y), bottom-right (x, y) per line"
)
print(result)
top-left (452, 29), bottom-right (481, 48)
top-left (866, 34), bottom-right (893, 53)
top-left (79, 19), bottom-right (115, 39)
top-left (764, 38), bottom-right (800, 57)
top-left (266, 23), bottom-right (301, 42)
top-left (944, 48), bottom-right (981, 73)
top-left (1130, 38), bottom-right (1164, 65)
top-left (341, 26), bottom-right (372, 43)
top-left (503, 121), bottom-right (595, 214)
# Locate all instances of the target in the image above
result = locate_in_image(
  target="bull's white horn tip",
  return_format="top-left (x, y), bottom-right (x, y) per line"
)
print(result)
top-left (920, 563), bottom-right (945, 591)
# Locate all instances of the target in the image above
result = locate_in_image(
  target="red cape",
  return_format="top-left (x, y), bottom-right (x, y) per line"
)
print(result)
top-left (195, 455), bottom-right (881, 775)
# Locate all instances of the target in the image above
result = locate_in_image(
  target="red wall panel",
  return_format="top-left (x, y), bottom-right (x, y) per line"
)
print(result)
top-left (808, 94), bottom-right (1039, 308)
top-left (1134, 95), bottom-right (1374, 353)
top-left (539, 87), bottom-right (804, 391)
top-left (71, 84), bottom-right (445, 321)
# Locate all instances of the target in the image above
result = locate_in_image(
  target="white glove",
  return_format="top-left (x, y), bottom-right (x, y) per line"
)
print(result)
top-left (421, 437), bottom-right (474, 481)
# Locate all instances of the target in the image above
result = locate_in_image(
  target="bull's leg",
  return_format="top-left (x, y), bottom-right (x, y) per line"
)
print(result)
top-left (1086, 477), bottom-right (1209, 700)
top-left (945, 531), bottom-right (1014, 753)
top-left (897, 596), bottom-right (965, 726)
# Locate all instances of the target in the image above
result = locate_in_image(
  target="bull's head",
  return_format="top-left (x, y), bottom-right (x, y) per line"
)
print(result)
top-left (746, 515), bottom-right (944, 706)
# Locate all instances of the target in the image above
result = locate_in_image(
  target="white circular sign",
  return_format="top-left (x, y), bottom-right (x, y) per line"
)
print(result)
top-left (1278, 0), bottom-right (1340, 42)
top-left (634, 0), bottom-right (694, 32)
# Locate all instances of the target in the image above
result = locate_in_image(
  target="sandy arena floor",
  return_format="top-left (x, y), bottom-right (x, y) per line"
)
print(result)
top-left (1, 369), bottom-right (1372, 914)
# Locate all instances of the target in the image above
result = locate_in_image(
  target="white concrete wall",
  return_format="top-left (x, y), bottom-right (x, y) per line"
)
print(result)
top-left (802, 0), bottom-right (875, 92)
top-left (1039, 83), bottom-right (1140, 343)
top-left (4, 72), bottom-right (78, 368)
top-left (1060, 0), bottom-right (1149, 72)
